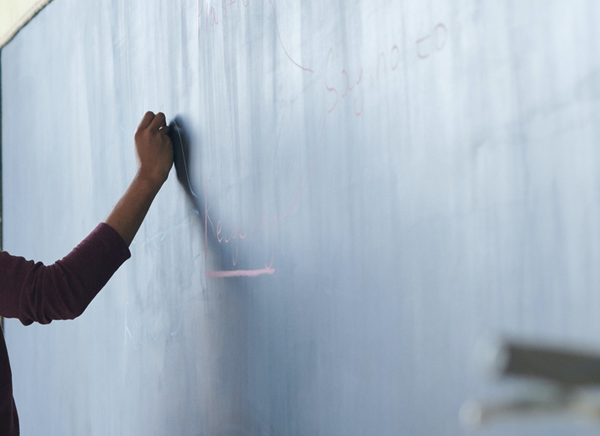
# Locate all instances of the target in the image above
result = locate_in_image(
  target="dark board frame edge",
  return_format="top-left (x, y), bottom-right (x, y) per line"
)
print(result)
top-left (0, 53), bottom-right (3, 331)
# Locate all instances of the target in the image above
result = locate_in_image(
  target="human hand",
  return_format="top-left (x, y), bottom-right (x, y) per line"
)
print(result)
top-left (134, 111), bottom-right (174, 187)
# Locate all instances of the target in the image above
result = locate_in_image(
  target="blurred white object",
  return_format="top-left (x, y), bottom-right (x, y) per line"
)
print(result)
top-left (462, 342), bottom-right (600, 429)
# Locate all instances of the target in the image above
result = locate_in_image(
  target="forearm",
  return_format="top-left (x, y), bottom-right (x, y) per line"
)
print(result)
top-left (104, 172), bottom-right (163, 246)
top-left (106, 111), bottom-right (173, 245)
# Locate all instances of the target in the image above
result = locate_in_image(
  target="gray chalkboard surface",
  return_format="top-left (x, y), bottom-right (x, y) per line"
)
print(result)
top-left (3, 0), bottom-right (600, 435)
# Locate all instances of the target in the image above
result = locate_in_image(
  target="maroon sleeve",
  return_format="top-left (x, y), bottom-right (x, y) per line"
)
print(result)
top-left (0, 330), bottom-right (19, 436)
top-left (0, 223), bottom-right (131, 325)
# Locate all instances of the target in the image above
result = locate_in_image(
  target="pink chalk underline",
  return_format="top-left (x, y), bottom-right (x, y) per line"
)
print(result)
top-left (205, 267), bottom-right (275, 278)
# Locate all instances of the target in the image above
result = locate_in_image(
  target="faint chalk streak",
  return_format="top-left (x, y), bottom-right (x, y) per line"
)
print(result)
top-left (205, 267), bottom-right (275, 278)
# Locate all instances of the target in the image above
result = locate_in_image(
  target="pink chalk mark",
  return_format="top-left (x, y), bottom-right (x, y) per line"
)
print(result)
top-left (206, 259), bottom-right (275, 278)
top-left (204, 180), bottom-right (216, 258)
top-left (210, 6), bottom-right (218, 26)
top-left (325, 49), bottom-right (338, 113)
top-left (435, 23), bottom-right (448, 50)
top-left (417, 24), bottom-right (447, 59)
top-left (416, 35), bottom-right (431, 59)
top-left (356, 67), bottom-right (363, 85)
top-left (269, 0), bottom-right (314, 73)
top-left (354, 98), bottom-right (363, 117)
top-left (222, 0), bottom-right (228, 19)
top-left (326, 88), bottom-right (338, 113)
top-left (224, 221), bottom-right (233, 242)
top-left (279, 114), bottom-right (328, 219)
top-left (232, 242), bottom-right (239, 266)
top-left (271, 216), bottom-right (278, 231)
top-left (391, 45), bottom-right (400, 70)
top-left (216, 221), bottom-right (223, 242)
top-left (205, 267), bottom-right (275, 278)
top-left (239, 219), bottom-right (247, 239)
top-left (342, 70), bottom-right (350, 97)
top-left (258, 215), bottom-right (266, 235)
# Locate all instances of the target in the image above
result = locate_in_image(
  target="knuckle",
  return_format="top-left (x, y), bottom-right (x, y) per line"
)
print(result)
top-left (135, 130), bottom-right (148, 141)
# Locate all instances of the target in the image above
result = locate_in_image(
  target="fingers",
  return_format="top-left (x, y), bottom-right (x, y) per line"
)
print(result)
top-left (137, 111), bottom-right (169, 138)
top-left (138, 111), bottom-right (155, 130)
top-left (149, 112), bottom-right (167, 131)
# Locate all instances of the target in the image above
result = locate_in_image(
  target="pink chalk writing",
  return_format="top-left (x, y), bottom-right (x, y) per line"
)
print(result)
top-left (341, 70), bottom-right (350, 97)
top-left (325, 49), bottom-right (339, 113)
top-left (269, 0), bottom-right (314, 73)
top-left (197, 0), bottom-right (314, 75)
top-left (197, 0), bottom-right (251, 36)
top-left (391, 46), bottom-right (400, 70)
top-left (435, 24), bottom-right (448, 50)
top-left (324, 48), bottom-right (364, 116)
top-left (206, 262), bottom-right (275, 278)
top-left (417, 23), bottom-right (448, 59)
top-left (211, 7), bottom-right (219, 26)
top-left (194, 9), bottom-right (450, 278)
top-left (204, 180), bottom-right (278, 277)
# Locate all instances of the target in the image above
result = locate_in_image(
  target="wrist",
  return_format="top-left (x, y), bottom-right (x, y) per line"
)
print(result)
top-left (135, 169), bottom-right (166, 193)
top-left (104, 170), bottom-right (163, 247)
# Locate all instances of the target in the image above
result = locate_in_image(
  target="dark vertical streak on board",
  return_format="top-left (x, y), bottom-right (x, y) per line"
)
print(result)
top-left (0, 52), bottom-right (3, 331)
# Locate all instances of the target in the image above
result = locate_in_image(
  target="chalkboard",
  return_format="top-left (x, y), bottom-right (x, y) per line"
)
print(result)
top-left (3, 0), bottom-right (600, 435)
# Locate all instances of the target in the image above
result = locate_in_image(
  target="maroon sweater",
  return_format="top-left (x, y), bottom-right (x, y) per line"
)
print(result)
top-left (0, 223), bottom-right (131, 436)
